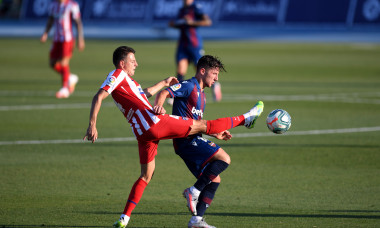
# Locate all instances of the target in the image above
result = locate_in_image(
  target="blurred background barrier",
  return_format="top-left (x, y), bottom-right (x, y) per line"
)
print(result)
top-left (1, 0), bottom-right (379, 40)
top-left (17, 0), bottom-right (380, 26)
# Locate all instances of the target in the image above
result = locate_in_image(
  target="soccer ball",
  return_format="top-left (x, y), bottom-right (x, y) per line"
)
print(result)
top-left (266, 109), bottom-right (291, 134)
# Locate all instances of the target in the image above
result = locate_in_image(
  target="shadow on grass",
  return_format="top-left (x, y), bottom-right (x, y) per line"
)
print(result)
top-left (10, 210), bottom-right (377, 228)
top-left (206, 212), bottom-right (380, 219)
top-left (85, 210), bottom-right (380, 220)
top-left (0, 226), bottom-right (105, 228)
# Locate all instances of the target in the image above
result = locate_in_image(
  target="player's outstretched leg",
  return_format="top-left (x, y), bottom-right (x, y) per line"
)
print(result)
top-left (204, 101), bottom-right (264, 135)
top-left (188, 216), bottom-right (216, 228)
top-left (244, 100), bottom-right (264, 129)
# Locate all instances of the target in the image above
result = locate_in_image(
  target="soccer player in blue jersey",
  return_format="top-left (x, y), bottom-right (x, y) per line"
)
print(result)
top-left (154, 55), bottom-right (263, 228)
top-left (169, 0), bottom-right (222, 102)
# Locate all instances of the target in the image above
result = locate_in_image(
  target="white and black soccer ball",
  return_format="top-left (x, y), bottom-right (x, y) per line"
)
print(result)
top-left (266, 109), bottom-right (291, 134)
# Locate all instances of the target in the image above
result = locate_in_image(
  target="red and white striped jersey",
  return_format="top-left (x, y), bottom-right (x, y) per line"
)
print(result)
top-left (49, 0), bottom-right (81, 42)
top-left (101, 69), bottom-right (162, 137)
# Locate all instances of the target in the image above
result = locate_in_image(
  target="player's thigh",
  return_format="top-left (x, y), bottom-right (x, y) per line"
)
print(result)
top-left (177, 136), bottom-right (220, 177)
top-left (210, 148), bottom-right (231, 164)
top-left (138, 140), bottom-right (159, 165)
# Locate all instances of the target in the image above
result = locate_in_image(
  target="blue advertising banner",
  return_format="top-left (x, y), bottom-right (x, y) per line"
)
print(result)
top-left (20, 0), bottom-right (380, 26)
top-left (286, 0), bottom-right (350, 23)
top-left (23, 0), bottom-right (85, 19)
top-left (84, 0), bottom-right (149, 21)
top-left (354, 0), bottom-right (380, 24)
top-left (218, 0), bottom-right (282, 22)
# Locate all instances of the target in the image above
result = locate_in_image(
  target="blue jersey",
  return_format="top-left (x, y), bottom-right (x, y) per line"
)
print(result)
top-left (176, 3), bottom-right (205, 48)
top-left (166, 77), bottom-right (220, 178)
top-left (166, 77), bottom-right (206, 120)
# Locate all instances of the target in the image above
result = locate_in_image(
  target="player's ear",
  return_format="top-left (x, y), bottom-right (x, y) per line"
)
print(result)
top-left (119, 59), bottom-right (125, 69)
top-left (200, 68), bottom-right (206, 75)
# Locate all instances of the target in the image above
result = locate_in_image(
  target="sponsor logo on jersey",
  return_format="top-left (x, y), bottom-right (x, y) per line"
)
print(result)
top-left (115, 102), bottom-right (125, 114)
top-left (170, 83), bottom-right (181, 91)
top-left (191, 106), bottom-right (203, 118)
top-left (107, 76), bottom-right (117, 86)
top-left (126, 108), bottom-right (134, 121)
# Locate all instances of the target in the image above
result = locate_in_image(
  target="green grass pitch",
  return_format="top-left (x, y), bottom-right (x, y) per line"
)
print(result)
top-left (0, 38), bottom-right (380, 227)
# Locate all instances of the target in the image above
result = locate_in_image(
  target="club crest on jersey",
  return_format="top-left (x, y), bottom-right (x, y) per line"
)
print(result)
top-left (208, 142), bottom-right (216, 147)
top-left (107, 76), bottom-right (116, 86)
top-left (170, 83), bottom-right (181, 91)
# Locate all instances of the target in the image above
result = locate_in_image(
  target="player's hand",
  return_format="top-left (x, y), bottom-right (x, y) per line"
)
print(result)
top-left (83, 125), bottom-right (98, 143)
top-left (213, 130), bottom-right (232, 141)
top-left (163, 77), bottom-right (179, 87)
top-left (78, 38), bottom-right (85, 51)
top-left (153, 105), bottom-right (166, 115)
top-left (184, 15), bottom-right (195, 26)
top-left (40, 33), bottom-right (48, 43)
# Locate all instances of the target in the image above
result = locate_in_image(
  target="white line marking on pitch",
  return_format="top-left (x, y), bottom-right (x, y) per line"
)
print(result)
top-left (1, 92), bottom-right (380, 111)
top-left (1, 126), bottom-right (379, 146)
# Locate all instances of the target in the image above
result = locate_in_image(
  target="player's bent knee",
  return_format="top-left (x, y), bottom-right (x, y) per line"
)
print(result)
top-left (213, 176), bottom-right (221, 183)
top-left (215, 148), bottom-right (231, 164)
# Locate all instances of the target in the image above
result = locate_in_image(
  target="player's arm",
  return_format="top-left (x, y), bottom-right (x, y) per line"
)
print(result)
top-left (40, 16), bottom-right (54, 43)
top-left (84, 89), bottom-right (109, 143)
top-left (73, 17), bottom-right (85, 51)
top-left (153, 89), bottom-right (171, 114)
top-left (210, 130), bottom-right (232, 141)
top-left (143, 76), bottom-right (178, 98)
top-left (185, 14), bottom-right (212, 27)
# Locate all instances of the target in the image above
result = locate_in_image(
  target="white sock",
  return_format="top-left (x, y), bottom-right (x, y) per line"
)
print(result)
top-left (120, 214), bottom-right (130, 224)
top-left (190, 186), bottom-right (201, 197)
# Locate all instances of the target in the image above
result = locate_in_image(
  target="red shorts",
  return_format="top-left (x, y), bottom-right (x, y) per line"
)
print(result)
top-left (137, 115), bottom-right (193, 164)
top-left (50, 41), bottom-right (74, 59)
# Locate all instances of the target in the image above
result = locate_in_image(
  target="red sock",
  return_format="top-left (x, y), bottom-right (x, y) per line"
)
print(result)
top-left (53, 63), bottom-right (62, 73)
top-left (123, 178), bottom-right (148, 217)
top-left (206, 115), bottom-right (245, 135)
top-left (61, 65), bottom-right (70, 88)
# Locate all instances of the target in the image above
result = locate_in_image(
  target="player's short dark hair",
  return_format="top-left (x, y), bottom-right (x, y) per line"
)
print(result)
top-left (113, 46), bottom-right (136, 68)
top-left (196, 55), bottom-right (226, 73)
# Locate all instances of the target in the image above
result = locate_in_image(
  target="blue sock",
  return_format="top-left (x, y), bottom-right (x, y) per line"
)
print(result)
top-left (196, 182), bottom-right (220, 217)
top-left (194, 160), bottom-right (229, 191)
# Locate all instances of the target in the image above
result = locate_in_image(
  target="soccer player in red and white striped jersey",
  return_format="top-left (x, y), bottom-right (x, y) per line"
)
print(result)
top-left (40, 0), bottom-right (85, 99)
top-left (83, 46), bottom-right (263, 228)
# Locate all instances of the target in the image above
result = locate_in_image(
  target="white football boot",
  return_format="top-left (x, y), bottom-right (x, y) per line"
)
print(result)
top-left (55, 87), bottom-right (70, 99)
top-left (244, 101), bottom-right (264, 129)
top-left (183, 187), bottom-right (199, 216)
top-left (188, 217), bottom-right (216, 228)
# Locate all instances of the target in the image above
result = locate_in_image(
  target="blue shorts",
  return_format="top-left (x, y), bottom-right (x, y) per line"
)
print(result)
top-left (176, 44), bottom-right (204, 65)
top-left (173, 135), bottom-right (220, 178)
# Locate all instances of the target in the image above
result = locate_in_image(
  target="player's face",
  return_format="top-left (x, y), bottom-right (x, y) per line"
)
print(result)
top-left (203, 67), bottom-right (219, 88)
top-left (184, 0), bottom-right (194, 6)
top-left (122, 53), bottom-right (138, 77)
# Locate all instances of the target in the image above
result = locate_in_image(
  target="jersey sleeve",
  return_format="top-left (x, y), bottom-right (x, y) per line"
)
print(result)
top-left (166, 82), bottom-right (193, 98)
top-left (100, 70), bottom-right (123, 94)
top-left (70, 2), bottom-right (81, 20)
